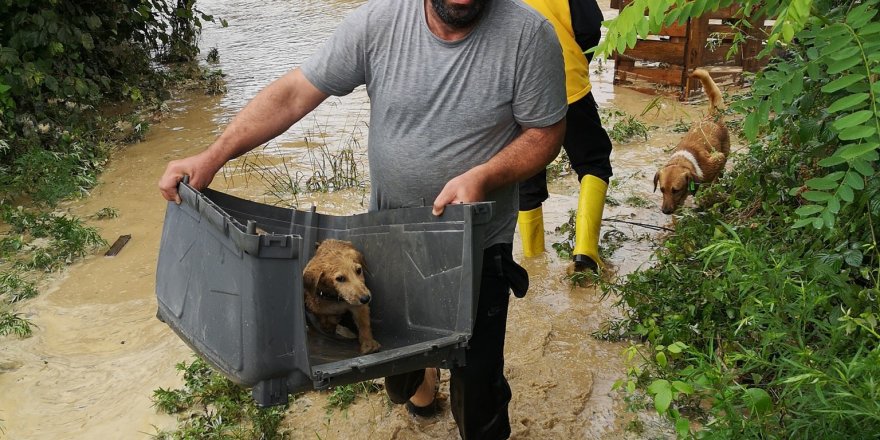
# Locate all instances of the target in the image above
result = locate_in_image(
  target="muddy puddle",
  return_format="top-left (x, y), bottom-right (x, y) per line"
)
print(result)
top-left (0, 1), bottom-right (740, 439)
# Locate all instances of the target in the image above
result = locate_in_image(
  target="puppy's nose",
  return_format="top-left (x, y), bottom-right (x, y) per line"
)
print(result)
top-left (359, 295), bottom-right (371, 304)
top-left (662, 208), bottom-right (674, 215)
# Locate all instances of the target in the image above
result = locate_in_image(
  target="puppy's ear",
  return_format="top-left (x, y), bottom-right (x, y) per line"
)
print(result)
top-left (653, 171), bottom-right (660, 193)
top-left (303, 266), bottom-right (322, 293)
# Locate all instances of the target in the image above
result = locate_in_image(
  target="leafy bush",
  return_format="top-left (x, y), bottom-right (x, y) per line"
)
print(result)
top-left (593, 0), bottom-right (880, 437)
top-left (0, 0), bottom-right (221, 205)
top-left (152, 357), bottom-right (289, 439)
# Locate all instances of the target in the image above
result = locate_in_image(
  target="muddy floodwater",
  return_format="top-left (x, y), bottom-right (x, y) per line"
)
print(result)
top-left (0, 1), bottom-right (735, 438)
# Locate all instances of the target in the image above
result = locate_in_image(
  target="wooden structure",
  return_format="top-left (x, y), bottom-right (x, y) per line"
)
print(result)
top-left (609, 0), bottom-right (771, 100)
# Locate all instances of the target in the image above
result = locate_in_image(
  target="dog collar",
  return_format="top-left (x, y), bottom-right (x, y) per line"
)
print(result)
top-left (669, 151), bottom-right (704, 180)
top-left (317, 289), bottom-right (344, 302)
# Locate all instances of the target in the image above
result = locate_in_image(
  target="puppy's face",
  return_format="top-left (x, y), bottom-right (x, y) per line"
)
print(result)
top-left (304, 242), bottom-right (371, 306)
top-left (654, 165), bottom-right (694, 215)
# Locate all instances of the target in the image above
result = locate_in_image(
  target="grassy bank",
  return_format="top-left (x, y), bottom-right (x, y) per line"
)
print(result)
top-left (597, 0), bottom-right (880, 437)
top-left (0, 1), bottom-right (225, 336)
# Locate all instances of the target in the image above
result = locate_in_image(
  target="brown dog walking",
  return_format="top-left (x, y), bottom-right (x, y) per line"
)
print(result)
top-left (654, 69), bottom-right (730, 214)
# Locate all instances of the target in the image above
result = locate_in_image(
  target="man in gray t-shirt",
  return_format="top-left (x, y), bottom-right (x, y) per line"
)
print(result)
top-left (158, 0), bottom-right (566, 438)
top-left (301, 0), bottom-right (566, 248)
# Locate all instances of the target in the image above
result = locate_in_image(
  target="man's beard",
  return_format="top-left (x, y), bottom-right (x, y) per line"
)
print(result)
top-left (430, 0), bottom-right (489, 29)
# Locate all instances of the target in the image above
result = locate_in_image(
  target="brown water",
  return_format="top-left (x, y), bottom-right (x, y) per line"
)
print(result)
top-left (0, 2), bottom-right (733, 439)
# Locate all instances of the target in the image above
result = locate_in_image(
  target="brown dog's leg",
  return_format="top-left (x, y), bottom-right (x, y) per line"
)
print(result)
top-left (317, 314), bottom-right (341, 334)
top-left (353, 306), bottom-right (381, 354)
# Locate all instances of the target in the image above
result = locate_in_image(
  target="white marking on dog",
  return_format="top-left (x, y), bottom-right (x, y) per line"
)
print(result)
top-left (670, 150), bottom-right (705, 180)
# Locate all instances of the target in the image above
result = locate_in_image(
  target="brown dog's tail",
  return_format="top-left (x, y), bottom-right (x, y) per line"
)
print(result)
top-left (690, 69), bottom-right (724, 116)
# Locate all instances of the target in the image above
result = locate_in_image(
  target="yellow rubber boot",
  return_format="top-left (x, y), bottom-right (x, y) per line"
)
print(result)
top-left (517, 206), bottom-right (545, 257)
top-left (573, 175), bottom-right (608, 272)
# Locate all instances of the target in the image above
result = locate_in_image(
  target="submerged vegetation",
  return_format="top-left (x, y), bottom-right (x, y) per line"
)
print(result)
top-left (596, 0), bottom-right (880, 437)
top-left (151, 358), bottom-right (289, 440)
top-left (0, 1), bottom-right (224, 337)
top-left (223, 115), bottom-right (370, 207)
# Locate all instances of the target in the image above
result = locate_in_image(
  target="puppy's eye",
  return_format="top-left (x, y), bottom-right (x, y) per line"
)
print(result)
top-left (335, 275), bottom-right (346, 283)
top-left (355, 266), bottom-right (362, 275)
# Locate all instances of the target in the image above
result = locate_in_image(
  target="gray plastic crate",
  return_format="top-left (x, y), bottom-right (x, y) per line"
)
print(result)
top-left (156, 183), bottom-right (492, 406)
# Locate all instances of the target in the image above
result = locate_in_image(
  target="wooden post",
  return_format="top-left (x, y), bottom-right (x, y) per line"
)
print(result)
top-left (682, 15), bottom-right (709, 100)
top-left (742, 16), bottom-right (767, 74)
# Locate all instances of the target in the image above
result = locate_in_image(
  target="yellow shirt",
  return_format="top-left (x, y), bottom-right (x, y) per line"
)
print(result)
top-left (523, 0), bottom-right (592, 103)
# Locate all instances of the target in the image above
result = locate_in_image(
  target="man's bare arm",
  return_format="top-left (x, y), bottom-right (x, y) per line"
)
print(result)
top-left (158, 68), bottom-right (329, 202)
top-left (432, 118), bottom-right (566, 215)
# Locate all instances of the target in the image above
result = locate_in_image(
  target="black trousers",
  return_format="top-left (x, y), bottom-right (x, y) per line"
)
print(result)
top-left (519, 92), bottom-right (613, 211)
top-left (385, 243), bottom-right (526, 440)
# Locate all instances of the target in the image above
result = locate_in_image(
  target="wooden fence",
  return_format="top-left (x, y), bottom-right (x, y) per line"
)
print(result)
top-left (609, 0), bottom-right (772, 100)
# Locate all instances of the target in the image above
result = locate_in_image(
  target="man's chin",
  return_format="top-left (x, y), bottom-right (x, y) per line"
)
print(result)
top-left (431, 0), bottom-right (488, 28)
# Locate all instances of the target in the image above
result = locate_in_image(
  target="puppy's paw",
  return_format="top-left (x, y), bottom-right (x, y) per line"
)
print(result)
top-left (360, 339), bottom-right (381, 354)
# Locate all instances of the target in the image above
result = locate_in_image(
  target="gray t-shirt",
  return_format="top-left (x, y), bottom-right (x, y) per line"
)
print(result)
top-left (301, 0), bottom-right (567, 248)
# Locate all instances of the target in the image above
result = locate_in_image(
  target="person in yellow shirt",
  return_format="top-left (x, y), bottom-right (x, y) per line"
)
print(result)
top-left (517, 0), bottom-right (613, 273)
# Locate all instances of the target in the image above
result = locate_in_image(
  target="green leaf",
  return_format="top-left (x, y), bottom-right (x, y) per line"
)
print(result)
top-left (839, 142), bottom-right (880, 160)
top-left (743, 388), bottom-right (772, 415)
top-left (859, 22), bottom-right (880, 36)
top-left (819, 154), bottom-right (848, 167)
top-left (818, 23), bottom-right (848, 39)
top-left (793, 218), bottom-right (815, 228)
top-left (782, 22), bottom-right (795, 42)
top-left (839, 184), bottom-right (855, 202)
top-left (802, 191), bottom-right (832, 202)
top-left (655, 387), bottom-right (672, 414)
top-left (829, 46), bottom-right (860, 62)
top-left (844, 249), bottom-right (864, 266)
top-left (86, 15), bottom-right (101, 30)
top-left (81, 33), bottom-right (94, 51)
top-left (672, 381), bottom-right (694, 394)
top-left (828, 93), bottom-right (869, 113)
top-left (848, 5), bottom-right (877, 28)
top-left (692, 0), bottom-right (707, 17)
top-left (744, 110), bottom-right (760, 140)
top-left (795, 204), bottom-right (824, 216)
top-left (783, 373), bottom-right (815, 384)
top-left (820, 32), bottom-right (853, 56)
top-left (822, 209), bottom-right (835, 228)
top-left (648, 379), bottom-right (670, 394)
top-left (675, 417), bottom-right (690, 437)
top-left (839, 125), bottom-right (876, 141)
top-left (832, 110), bottom-right (874, 130)
top-left (656, 351), bottom-right (668, 368)
top-left (821, 74), bottom-right (865, 93)
top-left (852, 158), bottom-right (874, 176)
top-left (827, 196), bottom-right (841, 214)
top-left (845, 170), bottom-right (865, 190)
top-left (806, 176), bottom-right (839, 190)
top-left (827, 56), bottom-right (863, 75)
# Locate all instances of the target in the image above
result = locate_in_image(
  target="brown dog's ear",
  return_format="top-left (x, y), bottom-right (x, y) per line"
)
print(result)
top-left (303, 266), bottom-right (322, 293)
top-left (653, 171), bottom-right (660, 193)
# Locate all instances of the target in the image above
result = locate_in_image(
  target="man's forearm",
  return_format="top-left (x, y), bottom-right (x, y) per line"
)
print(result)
top-left (206, 68), bottom-right (329, 165)
top-left (475, 118), bottom-right (566, 191)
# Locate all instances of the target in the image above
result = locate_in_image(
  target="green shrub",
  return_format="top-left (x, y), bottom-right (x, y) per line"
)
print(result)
top-left (152, 357), bottom-right (289, 439)
top-left (594, 0), bottom-right (880, 437)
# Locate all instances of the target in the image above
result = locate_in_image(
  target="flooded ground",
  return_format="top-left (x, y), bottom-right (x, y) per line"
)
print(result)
top-left (0, 1), bottom-right (738, 438)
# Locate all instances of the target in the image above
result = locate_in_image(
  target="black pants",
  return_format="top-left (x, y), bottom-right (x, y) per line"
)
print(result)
top-left (385, 243), bottom-right (526, 440)
top-left (519, 92), bottom-right (613, 211)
